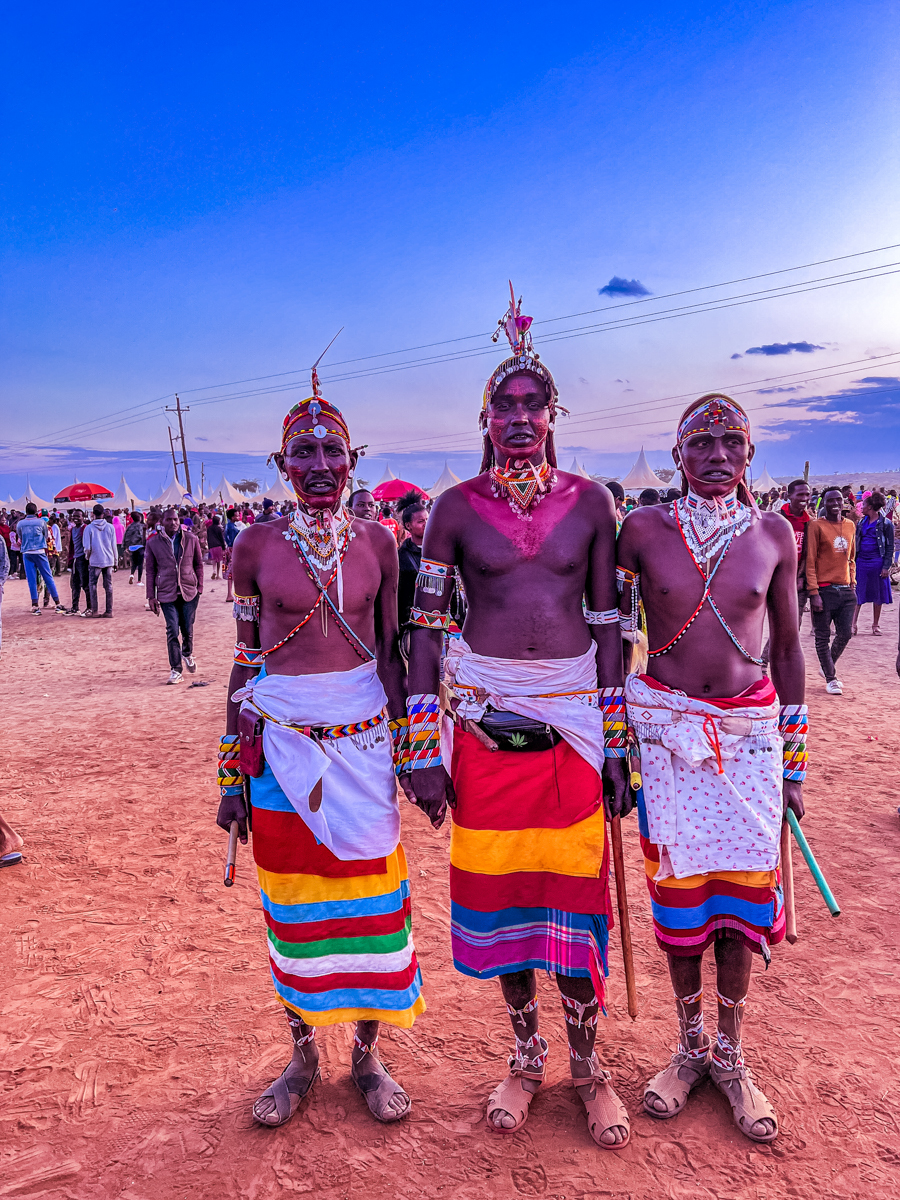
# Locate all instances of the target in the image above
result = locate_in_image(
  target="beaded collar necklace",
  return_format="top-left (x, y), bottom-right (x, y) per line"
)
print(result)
top-left (490, 458), bottom-right (556, 522)
top-left (285, 504), bottom-right (352, 573)
top-left (673, 488), bottom-right (752, 566)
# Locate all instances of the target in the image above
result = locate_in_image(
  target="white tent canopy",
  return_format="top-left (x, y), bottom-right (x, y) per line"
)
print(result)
top-left (375, 463), bottom-right (397, 487)
top-left (260, 473), bottom-right (296, 503)
top-left (109, 474), bottom-right (149, 510)
top-left (204, 475), bottom-right (245, 506)
top-left (752, 465), bottom-right (780, 494)
top-left (429, 461), bottom-right (461, 497)
top-left (620, 449), bottom-right (667, 490)
top-left (566, 457), bottom-right (591, 479)
top-left (12, 481), bottom-right (54, 511)
top-left (154, 478), bottom-right (192, 507)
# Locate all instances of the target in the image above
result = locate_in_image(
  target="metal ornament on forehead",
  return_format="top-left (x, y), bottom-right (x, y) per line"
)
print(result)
top-left (676, 393), bottom-right (751, 445)
top-left (482, 281), bottom-right (560, 411)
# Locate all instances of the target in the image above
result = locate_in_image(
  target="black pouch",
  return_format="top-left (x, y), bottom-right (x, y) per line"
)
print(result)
top-left (238, 709), bottom-right (266, 777)
top-left (477, 708), bottom-right (562, 753)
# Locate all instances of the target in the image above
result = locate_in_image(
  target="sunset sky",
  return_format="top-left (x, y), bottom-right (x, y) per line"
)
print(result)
top-left (2, 0), bottom-right (898, 497)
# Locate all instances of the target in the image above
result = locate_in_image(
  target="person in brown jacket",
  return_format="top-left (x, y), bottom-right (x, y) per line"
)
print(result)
top-left (146, 508), bottom-right (204, 684)
top-left (805, 488), bottom-right (857, 696)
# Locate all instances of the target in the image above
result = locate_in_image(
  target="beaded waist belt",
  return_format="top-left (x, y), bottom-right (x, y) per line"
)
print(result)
top-left (242, 701), bottom-right (388, 747)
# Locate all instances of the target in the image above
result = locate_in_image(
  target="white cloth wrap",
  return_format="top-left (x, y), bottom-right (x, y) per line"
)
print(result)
top-left (232, 661), bottom-right (399, 862)
top-left (443, 639), bottom-right (605, 776)
top-left (625, 673), bottom-right (782, 881)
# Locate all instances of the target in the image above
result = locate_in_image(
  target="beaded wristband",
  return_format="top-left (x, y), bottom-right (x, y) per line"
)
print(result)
top-left (234, 643), bottom-right (265, 668)
top-left (407, 693), bottom-right (443, 769)
top-left (415, 558), bottom-right (452, 597)
top-left (388, 717), bottom-right (411, 777)
top-left (779, 704), bottom-right (808, 782)
top-left (218, 734), bottom-right (243, 788)
top-left (599, 688), bottom-right (627, 758)
top-left (585, 608), bottom-right (620, 626)
top-left (409, 607), bottom-right (454, 632)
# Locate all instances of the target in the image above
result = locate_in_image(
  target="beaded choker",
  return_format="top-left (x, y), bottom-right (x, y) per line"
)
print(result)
top-left (286, 505), bottom-right (352, 573)
top-left (490, 458), bottom-right (556, 522)
top-left (673, 489), bottom-right (752, 565)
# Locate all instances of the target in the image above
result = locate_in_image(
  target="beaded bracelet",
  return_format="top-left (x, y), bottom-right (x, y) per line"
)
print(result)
top-left (233, 593), bottom-right (260, 623)
top-left (218, 733), bottom-right (244, 794)
top-left (388, 717), bottom-right (412, 777)
top-left (409, 607), bottom-right (454, 632)
top-left (415, 558), bottom-right (452, 598)
top-left (599, 688), bottom-right (627, 758)
top-left (234, 643), bottom-right (265, 668)
top-left (585, 608), bottom-right (620, 626)
top-left (407, 693), bottom-right (443, 769)
top-left (779, 704), bottom-right (808, 782)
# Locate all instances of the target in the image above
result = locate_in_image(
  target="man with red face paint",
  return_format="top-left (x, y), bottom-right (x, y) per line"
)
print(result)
top-left (215, 380), bottom-right (425, 1128)
top-left (617, 394), bottom-right (806, 1144)
top-left (407, 287), bottom-right (632, 1149)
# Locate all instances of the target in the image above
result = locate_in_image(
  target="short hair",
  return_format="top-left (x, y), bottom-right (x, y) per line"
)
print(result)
top-left (226, 508), bottom-right (236, 520)
top-left (665, 488), bottom-right (681, 503)
top-left (25, 502), bottom-right (37, 515)
top-left (823, 488), bottom-right (842, 500)
top-left (787, 479), bottom-right (808, 494)
top-left (348, 489), bottom-right (374, 507)
top-left (869, 491), bottom-right (886, 511)
top-left (92, 503), bottom-right (104, 516)
top-left (639, 488), bottom-right (660, 506)
top-left (605, 481), bottom-right (625, 501)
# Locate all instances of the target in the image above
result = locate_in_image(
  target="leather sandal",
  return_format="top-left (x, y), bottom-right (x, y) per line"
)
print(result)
top-left (573, 1056), bottom-right (630, 1149)
top-left (352, 1060), bottom-right (411, 1122)
top-left (643, 1045), bottom-right (711, 1119)
top-left (486, 1038), bottom-right (548, 1132)
top-left (709, 1055), bottom-right (778, 1142)
top-left (252, 1065), bottom-right (320, 1127)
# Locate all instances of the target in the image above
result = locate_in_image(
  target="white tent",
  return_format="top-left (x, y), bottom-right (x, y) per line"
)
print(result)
top-left (12, 481), bottom-right (54, 511)
top-left (260, 473), bottom-right (296, 503)
top-left (154, 478), bottom-right (192, 507)
top-left (620, 449), bottom-right (667, 491)
top-left (109, 474), bottom-right (149, 510)
top-left (204, 475), bottom-right (245, 505)
top-left (375, 463), bottom-right (397, 487)
top-left (566, 457), bottom-right (592, 479)
top-left (429, 461), bottom-right (461, 497)
top-left (752, 465), bottom-right (780, 494)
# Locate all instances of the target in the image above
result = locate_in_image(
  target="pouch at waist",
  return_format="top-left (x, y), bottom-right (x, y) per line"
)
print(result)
top-left (476, 707), bottom-right (563, 753)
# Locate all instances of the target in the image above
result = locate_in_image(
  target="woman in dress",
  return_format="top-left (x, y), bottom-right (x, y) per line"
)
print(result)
top-left (207, 513), bottom-right (226, 579)
top-left (852, 491), bottom-right (894, 636)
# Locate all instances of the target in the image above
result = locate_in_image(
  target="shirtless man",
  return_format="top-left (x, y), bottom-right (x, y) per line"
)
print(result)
top-left (216, 389), bottom-right (425, 1127)
top-left (617, 394), bottom-right (806, 1143)
top-left (407, 289), bottom-right (632, 1148)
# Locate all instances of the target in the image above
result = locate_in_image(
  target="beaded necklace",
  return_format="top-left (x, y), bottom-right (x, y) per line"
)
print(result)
top-left (673, 488), bottom-right (752, 565)
top-left (287, 505), bottom-right (352, 573)
top-left (490, 458), bottom-right (556, 522)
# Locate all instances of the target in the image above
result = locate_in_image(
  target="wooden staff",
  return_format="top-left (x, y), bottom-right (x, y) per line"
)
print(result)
top-left (224, 820), bottom-right (239, 888)
top-left (610, 815), bottom-right (638, 1020)
top-left (780, 821), bottom-right (797, 944)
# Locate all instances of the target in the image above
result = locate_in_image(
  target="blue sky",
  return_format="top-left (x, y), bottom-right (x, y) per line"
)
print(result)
top-left (2, 0), bottom-right (898, 498)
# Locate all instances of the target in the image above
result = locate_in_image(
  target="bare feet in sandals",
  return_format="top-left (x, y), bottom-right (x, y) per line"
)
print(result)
top-left (486, 1042), bottom-right (547, 1131)
top-left (572, 1054), bottom-right (629, 1148)
top-left (351, 1041), bottom-right (411, 1122)
top-left (643, 1040), bottom-right (711, 1118)
top-left (710, 1053), bottom-right (778, 1142)
top-left (253, 1040), bottom-right (320, 1126)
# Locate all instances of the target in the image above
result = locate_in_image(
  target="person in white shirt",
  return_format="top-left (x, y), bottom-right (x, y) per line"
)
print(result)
top-left (82, 504), bottom-right (118, 618)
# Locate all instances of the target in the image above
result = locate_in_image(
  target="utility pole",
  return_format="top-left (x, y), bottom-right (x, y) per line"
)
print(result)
top-left (803, 460), bottom-right (810, 483)
top-left (168, 427), bottom-right (182, 486)
top-left (166, 395), bottom-right (193, 495)
top-left (201, 462), bottom-right (206, 502)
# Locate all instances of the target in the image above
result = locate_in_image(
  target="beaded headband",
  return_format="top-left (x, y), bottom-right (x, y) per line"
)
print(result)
top-left (676, 393), bottom-right (751, 445)
top-left (482, 282), bottom-right (558, 411)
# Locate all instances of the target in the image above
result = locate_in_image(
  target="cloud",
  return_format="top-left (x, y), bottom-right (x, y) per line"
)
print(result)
top-left (731, 353), bottom-right (742, 359)
top-left (195, 435), bottom-right (209, 442)
top-left (744, 341), bottom-right (824, 356)
top-left (598, 277), bottom-right (651, 298)
top-left (756, 385), bottom-right (803, 394)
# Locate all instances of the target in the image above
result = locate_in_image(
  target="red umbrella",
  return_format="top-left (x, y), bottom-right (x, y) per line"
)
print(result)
top-left (371, 479), bottom-right (428, 502)
top-left (53, 482), bottom-right (115, 504)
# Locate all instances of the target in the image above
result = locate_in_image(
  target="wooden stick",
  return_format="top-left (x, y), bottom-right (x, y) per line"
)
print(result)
top-left (780, 821), bottom-right (797, 944)
top-left (224, 820), bottom-right (239, 888)
top-left (610, 815), bottom-right (639, 1020)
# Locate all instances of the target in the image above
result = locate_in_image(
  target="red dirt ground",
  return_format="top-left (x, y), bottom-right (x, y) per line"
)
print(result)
top-left (2, 571), bottom-right (899, 1200)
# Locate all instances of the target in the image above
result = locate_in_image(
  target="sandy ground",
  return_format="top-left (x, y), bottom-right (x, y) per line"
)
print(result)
top-left (2, 568), bottom-right (900, 1200)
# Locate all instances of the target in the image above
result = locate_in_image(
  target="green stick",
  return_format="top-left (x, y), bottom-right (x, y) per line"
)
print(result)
top-left (786, 809), bottom-right (840, 916)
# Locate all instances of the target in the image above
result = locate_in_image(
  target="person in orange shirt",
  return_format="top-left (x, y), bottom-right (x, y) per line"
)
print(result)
top-left (805, 488), bottom-right (857, 696)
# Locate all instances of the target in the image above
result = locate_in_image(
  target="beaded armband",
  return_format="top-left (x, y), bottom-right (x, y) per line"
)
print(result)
top-left (407, 693), bottom-right (443, 769)
top-left (233, 593), bottom-right (260, 623)
top-left (415, 558), bottom-right (452, 598)
top-left (585, 608), bottom-right (620, 626)
top-left (218, 733), bottom-right (244, 795)
top-left (234, 643), bottom-right (265, 668)
top-left (409, 607), bottom-right (454, 632)
top-left (388, 717), bottom-right (411, 777)
top-left (599, 688), bottom-right (627, 758)
top-left (779, 705), bottom-right (808, 782)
